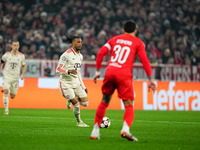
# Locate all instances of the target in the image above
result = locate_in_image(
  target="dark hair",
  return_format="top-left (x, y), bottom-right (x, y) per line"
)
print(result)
top-left (123, 20), bottom-right (137, 33)
top-left (12, 40), bottom-right (19, 44)
top-left (65, 35), bottom-right (81, 43)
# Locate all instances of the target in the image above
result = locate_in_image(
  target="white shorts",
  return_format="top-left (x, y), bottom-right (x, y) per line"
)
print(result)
top-left (2, 79), bottom-right (19, 95)
top-left (59, 81), bottom-right (87, 100)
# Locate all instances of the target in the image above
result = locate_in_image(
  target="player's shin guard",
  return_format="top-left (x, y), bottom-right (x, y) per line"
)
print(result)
top-left (73, 102), bottom-right (81, 122)
top-left (94, 101), bottom-right (109, 127)
top-left (123, 105), bottom-right (134, 127)
top-left (3, 93), bottom-right (9, 112)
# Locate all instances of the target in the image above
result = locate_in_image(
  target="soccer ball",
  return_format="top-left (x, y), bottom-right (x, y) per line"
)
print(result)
top-left (100, 117), bottom-right (111, 128)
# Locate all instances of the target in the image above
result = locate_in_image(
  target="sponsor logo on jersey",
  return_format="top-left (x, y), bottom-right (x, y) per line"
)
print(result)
top-left (62, 56), bottom-right (66, 61)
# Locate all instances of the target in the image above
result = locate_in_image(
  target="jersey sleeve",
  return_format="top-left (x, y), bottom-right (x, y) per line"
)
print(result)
top-left (137, 41), bottom-right (152, 77)
top-left (56, 53), bottom-right (69, 74)
top-left (1, 53), bottom-right (7, 62)
top-left (96, 40), bottom-right (111, 69)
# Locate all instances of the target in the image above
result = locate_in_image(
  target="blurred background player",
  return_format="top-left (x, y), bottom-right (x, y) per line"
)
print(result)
top-left (90, 20), bottom-right (157, 141)
top-left (0, 41), bottom-right (26, 115)
top-left (56, 35), bottom-right (89, 127)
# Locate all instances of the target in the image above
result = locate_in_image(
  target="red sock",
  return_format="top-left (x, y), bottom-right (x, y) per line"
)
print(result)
top-left (123, 105), bottom-right (134, 127)
top-left (94, 101), bottom-right (109, 127)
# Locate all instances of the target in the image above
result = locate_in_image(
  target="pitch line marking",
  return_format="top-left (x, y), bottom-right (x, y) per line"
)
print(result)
top-left (0, 115), bottom-right (200, 125)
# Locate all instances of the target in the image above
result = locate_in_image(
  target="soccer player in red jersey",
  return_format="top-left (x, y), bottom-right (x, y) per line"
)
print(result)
top-left (90, 20), bottom-right (156, 141)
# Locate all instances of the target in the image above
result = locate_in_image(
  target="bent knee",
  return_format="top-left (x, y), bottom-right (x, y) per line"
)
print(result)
top-left (122, 100), bottom-right (133, 107)
top-left (10, 94), bottom-right (16, 99)
top-left (80, 101), bottom-right (89, 107)
top-left (3, 89), bottom-right (9, 94)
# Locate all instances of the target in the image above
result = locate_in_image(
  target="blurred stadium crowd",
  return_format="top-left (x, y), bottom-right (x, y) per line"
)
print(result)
top-left (0, 0), bottom-right (200, 66)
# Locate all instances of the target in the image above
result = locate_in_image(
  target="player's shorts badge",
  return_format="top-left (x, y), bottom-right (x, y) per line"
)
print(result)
top-left (66, 95), bottom-right (70, 99)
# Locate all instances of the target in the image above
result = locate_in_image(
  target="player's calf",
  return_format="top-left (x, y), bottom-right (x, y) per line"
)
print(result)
top-left (10, 93), bottom-right (16, 99)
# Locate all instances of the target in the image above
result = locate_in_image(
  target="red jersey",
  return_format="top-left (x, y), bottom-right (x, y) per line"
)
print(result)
top-left (96, 34), bottom-right (152, 77)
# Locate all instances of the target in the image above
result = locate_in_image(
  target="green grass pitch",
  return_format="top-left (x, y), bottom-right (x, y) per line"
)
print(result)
top-left (0, 108), bottom-right (200, 150)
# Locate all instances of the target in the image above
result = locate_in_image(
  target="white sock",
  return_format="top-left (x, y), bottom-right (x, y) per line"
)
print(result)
top-left (73, 102), bottom-right (81, 122)
top-left (121, 121), bottom-right (130, 133)
top-left (91, 123), bottom-right (99, 136)
top-left (3, 94), bottom-right (9, 112)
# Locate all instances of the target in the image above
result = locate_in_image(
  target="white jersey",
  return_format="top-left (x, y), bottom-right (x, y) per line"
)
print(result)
top-left (2, 52), bottom-right (25, 81)
top-left (56, 48), bottom-right (85, 89)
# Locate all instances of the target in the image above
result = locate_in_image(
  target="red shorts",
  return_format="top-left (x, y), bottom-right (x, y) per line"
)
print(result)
top-left (101, 72), bottom-right (134, 100)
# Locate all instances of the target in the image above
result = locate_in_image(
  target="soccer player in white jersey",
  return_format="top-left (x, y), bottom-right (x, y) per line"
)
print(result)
top-left (56, 36), bottom-right (89, 127)
top-left (0, 41), bottom-right (26, 115)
